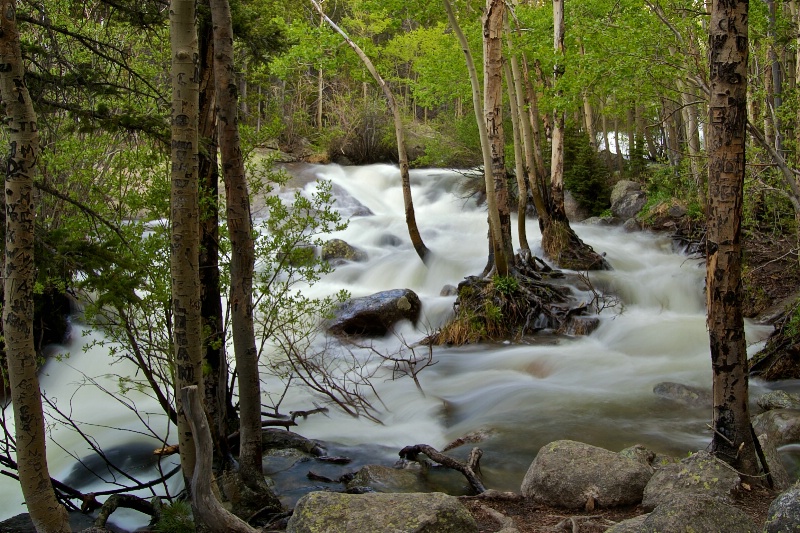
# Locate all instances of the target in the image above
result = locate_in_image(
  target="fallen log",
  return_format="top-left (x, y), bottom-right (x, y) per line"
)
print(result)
top-left (398, 444), bottom-right (486, 493)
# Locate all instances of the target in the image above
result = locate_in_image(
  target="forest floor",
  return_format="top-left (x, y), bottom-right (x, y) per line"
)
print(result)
top-left (460, 485), bottom-right (777, 532)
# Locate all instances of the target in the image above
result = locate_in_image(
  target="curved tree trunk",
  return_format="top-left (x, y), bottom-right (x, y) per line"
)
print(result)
top-left (706, 0), bottom-right (761, 480)
top-left (170, 0), bottom-right (203, 491)
top-left (311, 1), bottom-right (430, 263)
top-left (210, 0), bottom-right (279, 506)
top-left (182, 386), bottom-right (258, 533)
top-left (0, 3), bottom-right (71, 531)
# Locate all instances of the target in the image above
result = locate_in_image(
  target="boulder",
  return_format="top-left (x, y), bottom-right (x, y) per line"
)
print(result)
top-left (328, 289), bottom-right (422, 336)
top-left (286, 491), bottom-right (478, 533)
top-left (641, 450), bottom-right (741, 511)
top-left (622, 218), bottom-right (640, 232)
top-left (564, 190), bottom-right (589, 222)
top-left (0, 513), bottom-right (97, 533)
top-left (640, 495), bottom-right (758, 533)
top-left (652, 381), bottom-right (711, 408)
top-left (520, 440), bottom-right (653, 509)
top-left (440, 284), bottom-right (458, 297)
top-left (752, 409), bottom-right (800, 446)
top-left (758, 390), bottom-right (800, 411)
top-left (610, 181), bottom-right (647, 219)
top-left (345, 464), bottom-right (426, 493)
top-left (321, 238), bottom-right (368, 263)
top-left (758, 433), bottom-right (793, 491)
top-left (604, 514), bottom-right (649, 533)
top-left (618, 444), bottom-right (656, 471)
top-left (262, 428), bottom-right (326, 456)
top-left (764, 484), bottom-right (800, 532)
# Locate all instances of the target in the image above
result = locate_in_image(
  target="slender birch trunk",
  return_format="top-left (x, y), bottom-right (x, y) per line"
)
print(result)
top-left (210, 0), bottom-right (278, 505)
top-left (170, 0), bottom-right (203, 492)
top-left (312, 0), bottom-right (430, 263)
top-left (443, 0), bottom-right (508, 274)
top-left (0, 2), bottom-right (70, 530)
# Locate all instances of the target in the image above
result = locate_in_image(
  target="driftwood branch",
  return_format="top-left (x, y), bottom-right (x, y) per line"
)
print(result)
top-left (181, 386), bottom-right (258, 533)
top-left (399, 444), bottom-right (486, 493)
top-left (93, 494), bottom-right (160, 528)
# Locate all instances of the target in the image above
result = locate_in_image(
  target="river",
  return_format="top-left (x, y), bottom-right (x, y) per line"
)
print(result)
top-left (0, 164), bottom-right (777, 527)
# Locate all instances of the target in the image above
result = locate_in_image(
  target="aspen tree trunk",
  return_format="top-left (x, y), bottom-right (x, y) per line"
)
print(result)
top-left (210, 0), bottom-right (279, 504)
top-left (550, 0), bottom-right (567, 220)
top-left (443, 0), bottom-right (508, 274)
top-left (170, 0), bottom-right (203, 492)
top-left (707, 0), bottom-right (761, 479)
top-left (504, 60), bottom-right (530, 255)
top-left (484, 0), bottom-right (513, 271)
top-left (312, 1), bottom-right (430, 263)
top-left (0, 2), bottom-right (71, 530)
top-left (506, 24), bottom-right (550, 228)
top-left (197, 3), bottom-right (231, 465)
top-left (539, 0), bottom-right (607, 270)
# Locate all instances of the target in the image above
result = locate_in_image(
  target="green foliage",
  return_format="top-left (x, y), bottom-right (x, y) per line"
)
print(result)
top-left (154, 501), bottom-right (194, 533)
top-left (246, 157), bottom-right (352, 407)
top-left (563, 126), bottom-right (611, 216)
top-left (492, 275), bottom-right (519, 296)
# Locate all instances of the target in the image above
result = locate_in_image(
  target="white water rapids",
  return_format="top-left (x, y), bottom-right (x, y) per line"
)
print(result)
top-left (0, 164), bottom-right (779, 526)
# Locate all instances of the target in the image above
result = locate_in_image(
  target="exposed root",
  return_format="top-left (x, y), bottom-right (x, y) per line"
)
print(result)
top-left (429, 256), bottom-right (585, 345)
top-left (542, 219), bottom-right (609, 271)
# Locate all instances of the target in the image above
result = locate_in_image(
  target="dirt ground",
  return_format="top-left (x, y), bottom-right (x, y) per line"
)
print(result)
top-left (459, 485), bottom-right (777, 532)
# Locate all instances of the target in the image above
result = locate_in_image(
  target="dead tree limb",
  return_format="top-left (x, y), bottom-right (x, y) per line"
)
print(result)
top-left (181, 386), bottom-right (259, 533)
top-left (399, 444), bottom-right (486, 493)
top-left (93, 495), bottom-right (160, 528)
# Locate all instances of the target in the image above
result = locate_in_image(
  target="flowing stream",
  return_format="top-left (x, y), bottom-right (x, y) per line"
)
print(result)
top-left (0, 164), bottom-right (777, 526)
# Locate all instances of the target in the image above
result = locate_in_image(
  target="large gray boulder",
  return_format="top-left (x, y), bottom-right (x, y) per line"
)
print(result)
top-left (521, 440), bottom-right (653, 509)
top-left (640, 495), bottom-right (759, 533)
top-left (652, 381), bottom-right (711, 408)
top-left (752, 408), bottom-right (800, 446)
top-left (758, 390), bottom-right (800, 411)
top-left (610, 180), bottom-right (647, 219)
top-left (286, 491), bottom-right (478, 533)
top-left (764, 484), bottom-right (800, 532)
top-left (328, 289), bottom-right (421, 336)
top-left (641, 450), bottom-right (741, 511)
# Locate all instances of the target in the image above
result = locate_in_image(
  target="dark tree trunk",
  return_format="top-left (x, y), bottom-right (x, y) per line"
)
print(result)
top-left (706, 0), bottom-right (761, 479)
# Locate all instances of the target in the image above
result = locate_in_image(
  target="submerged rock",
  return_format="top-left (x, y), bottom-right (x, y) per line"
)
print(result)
top-left (286, 491), bottom-right (478, 533)
top-left (328, 289), bottom-right (422, 336)
top-left (520, 440), bottom-right (652, 509)
top-left (321, 238), bottom-right (367, 263)
top-left (652, 381), bottom-right (711, 408)
top-left (758, 390), bottom-right (800, 411)
top-left (344, 464), bottom-right (426, 493)
top-left (752, 409), bottom-right (800, 446)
